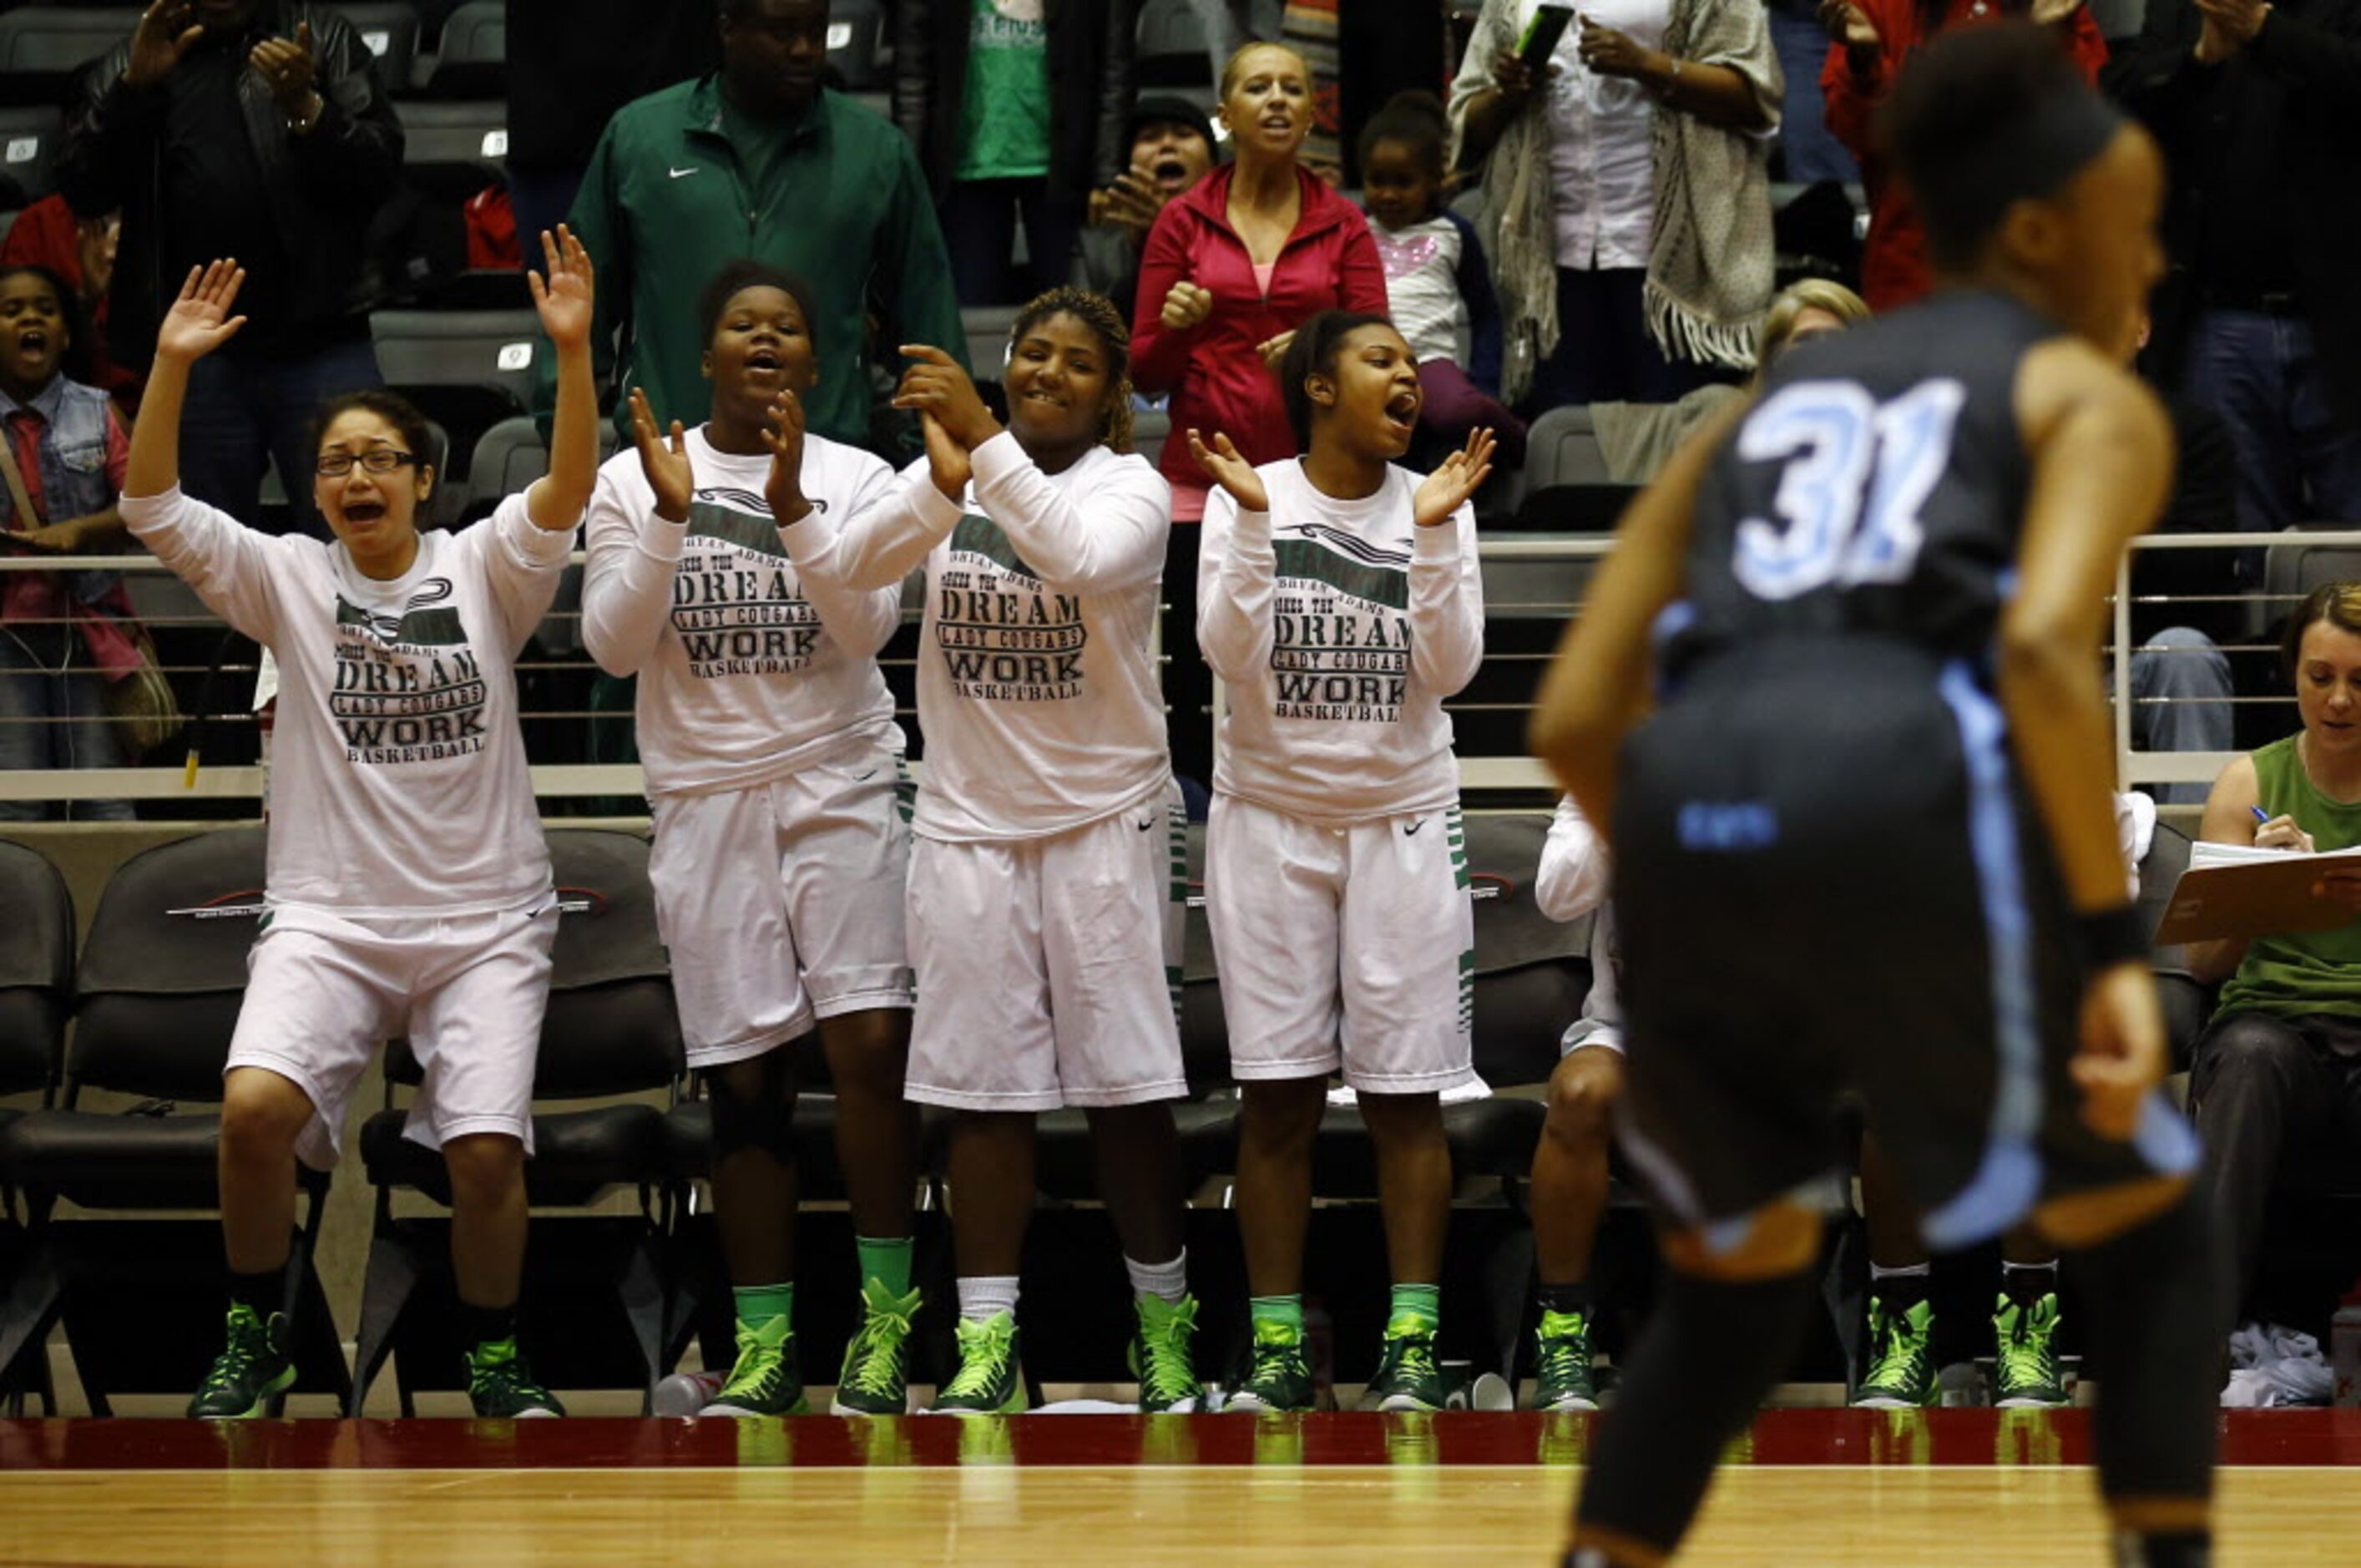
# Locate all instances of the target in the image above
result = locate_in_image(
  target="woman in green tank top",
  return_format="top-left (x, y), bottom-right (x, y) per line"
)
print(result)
top-left (2188, 581), bottom-right (2361, 1346)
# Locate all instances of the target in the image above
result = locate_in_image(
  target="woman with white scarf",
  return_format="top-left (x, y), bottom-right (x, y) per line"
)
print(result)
top-left (1448, 0), bottom-right (1782, 410)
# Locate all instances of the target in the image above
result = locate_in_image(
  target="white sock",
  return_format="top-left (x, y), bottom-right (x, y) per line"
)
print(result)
top-left (1869, 1262), bottom-right (1931, 1282)
top-left (957, 1275), bottom-right (1020, 1323)
top-left (1125, 1250), bottom-right (1189, 1305)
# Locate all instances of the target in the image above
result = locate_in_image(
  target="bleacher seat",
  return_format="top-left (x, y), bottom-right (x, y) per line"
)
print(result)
top-left (392, 98), bottom-right (506, 195)
top-left (325, 2), bottom-right (421, 96)
top-left (1130, 405), bottom-right (1172, 473)
top-left (0, 830), bottom-right (350, 1418)
top-left (0, 105), bottom-right (64, 210)
top-left (350, 829), bottom-right (681, 1414)
top-left (370, 308), bottom-right (540, 478)
top-left (2260, 523), bottom-right (2361, 640)
top-left (0, 8), bottom-right (133, 104)
top-left (1137, 0), bottom-right (1212, 87)
top-left (0, 841), bottom-right (68, 1411)
top-left (422, 0), bottom-right (504, 99)
top-left (962, 303), bottom-right (1020, 379)
top-left (1522, 404), bottom-right (1614, 491)
top-left (826, 0), bottom-right (886, 92)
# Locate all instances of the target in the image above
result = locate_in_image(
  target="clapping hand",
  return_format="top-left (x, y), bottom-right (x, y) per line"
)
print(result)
top-left (1160, 281), bottom-right (1214, 333)
top-left (1816, 0), bottom-right (1882, 52)
top-left (154, 260), bottom-right (247, 365)
top-left (1256, 331), bottom-right (1296, 373)
top-left (1090, 167), bottom-right (1170, 242)
top-left (528, 225), bottom-right (596, 354)
top-left (892, 346), bottom-right (999, 450)
top-left (2029, 0), bottom-right (2086, 24)
top-left (760, 391), bottom-right (812, 525)
top-left (628, 387), bottom-right (693, 524)
top-left (1412, 428), bottom-right (1497, 529)
top-left (124, 0), bottom-right (204, 89)
top-left (1186, 429), bottom-right (1270, 513)
top-left (250, 20), bottom-right (319, 119)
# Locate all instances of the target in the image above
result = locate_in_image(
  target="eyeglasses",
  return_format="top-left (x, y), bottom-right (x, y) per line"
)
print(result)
top-left (315, 449), bottom-right (422, 478)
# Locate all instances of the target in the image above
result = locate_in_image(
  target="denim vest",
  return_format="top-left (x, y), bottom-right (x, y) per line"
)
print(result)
top-left (0, 377), bottom-right (119, 606)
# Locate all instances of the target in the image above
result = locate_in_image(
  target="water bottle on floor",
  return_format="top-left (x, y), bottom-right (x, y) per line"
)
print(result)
top-left (655, 1368), bottom-right (728, 1418)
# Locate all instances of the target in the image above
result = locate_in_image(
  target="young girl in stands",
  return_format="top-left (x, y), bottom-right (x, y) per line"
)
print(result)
top-left (1357, 92), bottom-right (1528, 468)
top-left (580, 260), bottom-right (921, 1418)
top-left (1190, 310), bottom-right (1493, 1413)
top-left (122, 231), bottom-right (599, 1420)
top-left (778, 286), bottom-right (1203, 1415)
top-left (0, 264), bottom-right (137, 821)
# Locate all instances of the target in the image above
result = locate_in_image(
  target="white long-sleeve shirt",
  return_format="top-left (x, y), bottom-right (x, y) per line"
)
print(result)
top-left (1539, 793), bottom-right (1623, 1047)
top-left (121, 488), bottom-right (569, 916)
top-left (781, 431), bottom-right (1172, 842)
top-left (1199, 458), bottom-right (1483, 822)
top-left (579, 427), bottom-right (904, 797)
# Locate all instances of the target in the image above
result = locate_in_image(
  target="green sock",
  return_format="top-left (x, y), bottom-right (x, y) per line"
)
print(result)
top-left (857, 1236), bottom-right (914, 1298)
top-left (1389, 1282), bottom-right (1441, 1334)
top-left (1250, 1292), bottom-right (1304, 1341)
top-left (734, 1281), bottom-right (795, 1328)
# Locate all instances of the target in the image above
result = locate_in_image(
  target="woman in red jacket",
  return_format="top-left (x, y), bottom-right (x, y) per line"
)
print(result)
top-left (1130, 40), bottom-right (1388, 793)
top-left (1819, 0), bottom-right (2106, 311)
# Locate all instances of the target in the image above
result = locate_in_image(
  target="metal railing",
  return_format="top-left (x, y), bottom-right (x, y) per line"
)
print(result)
top-left (0, 529), bottom-right (2333, 808)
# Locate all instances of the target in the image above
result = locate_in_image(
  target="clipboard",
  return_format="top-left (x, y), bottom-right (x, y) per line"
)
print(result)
top-left (2155, 847), bottom-right (2361, 945)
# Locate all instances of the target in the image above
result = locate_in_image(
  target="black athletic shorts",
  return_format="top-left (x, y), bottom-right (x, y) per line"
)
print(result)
top-left (1610, 641), bottom-right (2198, 1252)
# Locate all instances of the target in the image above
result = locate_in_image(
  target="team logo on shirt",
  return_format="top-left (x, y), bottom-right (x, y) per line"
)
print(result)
top-left (670, 493), bottom-right (827, 679)
top-left (329, 578), bottom-right (492, 765)
top-left (1269, 527), bottom-right (1413, 723)
top-left (936, 514), bottom-right (1086, 702)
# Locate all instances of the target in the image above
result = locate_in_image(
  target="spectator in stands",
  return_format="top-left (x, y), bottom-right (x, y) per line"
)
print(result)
top-left (507, 0), bottom-right (720, 250)
top-left (555, 0), bottom-right (967, 456)
top-left (0, 199), bottom-right (134, 407)
top-left (1448, 0), bottom-right (1782, 410)
top-left (1755, 276), bottom-right (1869, 367)
top-left (122, 231), bottom-right (600, 1422)
top-left (2187, 582), bottom-right (2361, 1352)
top-left (1077, 94), bottom-right (1219, 326)
top-left (578, 260), bottom-right (923, 1419)
top-left (1524, 793), bottom-right (1626, 1412)
top-left (1766, 0), bottom-right (1859, 180)
top-left (893, 0), bottom-right (1136, 306)
top-left (1360, 91), bottom-right (1528, 467)
top-left (0, 265), bottom-right (136, 822)
top-left (2110, 0), bottom-right (2361, 534)
top-left (58, 0), bottom-right (402, 538)
top-left (1131, 40), bottom-right (1385, 793)
top-left (1818, 0), bottom-right (2106, 311)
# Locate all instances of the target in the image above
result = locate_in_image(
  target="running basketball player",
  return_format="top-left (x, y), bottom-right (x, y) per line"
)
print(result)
top-left (1531, 25), bottom-right (2217, 1567)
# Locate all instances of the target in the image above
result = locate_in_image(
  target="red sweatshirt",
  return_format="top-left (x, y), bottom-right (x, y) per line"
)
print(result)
top-left (1130, 164), bottom-right (1388, 513)
top-left (1822, 0), bottom-right (2107, 311)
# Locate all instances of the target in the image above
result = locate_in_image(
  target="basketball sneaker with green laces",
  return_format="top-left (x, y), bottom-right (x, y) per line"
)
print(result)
top-left (1852, 1297), bottom-right (1937, 1409)
top-left (1128, 1292), bottom-right (1206, 1413)
top-left (1363, 1316), bottom-right (1449, 1414)
top-left (1224, 1323), bottom-right (1316, 1414)
top-left (466, 1338), bottom-right (566, 1419)
top-left (187, 1302), bottom-right (296, 1419)
top-left (1530, 1308), bottom-right (1599, 1412)
top-left (1992, 1293), bottom-right (2070, 1408)
top-left (832, 1278), bottom-right (922, 1415)
top-left (933, 1312), bottom-right (1026, 1414)
top-left (700, 1314), bottom-right (808, 1417)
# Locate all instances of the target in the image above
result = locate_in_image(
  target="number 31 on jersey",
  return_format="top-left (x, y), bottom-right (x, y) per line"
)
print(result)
top-left (1732, 377), bottom-right (1967, 602)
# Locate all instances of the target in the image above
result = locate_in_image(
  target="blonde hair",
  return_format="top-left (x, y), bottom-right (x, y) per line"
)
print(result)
top-left (1219, 40), bottom-right (1311, 103)
top-left (1756, 279), bottom-right (1873, 368)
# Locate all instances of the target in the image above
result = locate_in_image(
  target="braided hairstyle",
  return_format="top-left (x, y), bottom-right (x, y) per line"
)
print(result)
top-left (1009, 285), bottom-right (1136, 454)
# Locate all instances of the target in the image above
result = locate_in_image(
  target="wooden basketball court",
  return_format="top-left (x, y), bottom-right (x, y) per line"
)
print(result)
top-left (6, 1411), bottom-right (2359, 1563)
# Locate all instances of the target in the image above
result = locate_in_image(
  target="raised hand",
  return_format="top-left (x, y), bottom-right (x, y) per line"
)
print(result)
top-left (154, 260), bottom-right (247, 365)
top-left (1089, 168), bottom-right (1169, 241)
top-left (249, 19), bottom-right (319, 117)
top-left (628, 387), bottom-right (693, 524)
top-left (1817, 0), bottom-right (1881, 52)
top-left (124, 0), bottom-right (204, 89)
top-left (2029, 0), bottom-right (2085, 23)
top-left (1160, 280), bottom-right (1214, 333)
top-left (892, 345), bottom-right (999, 450)
top-left (1256, 331), bottom-right (1296, 373)
top-left (528, 225), bottom-right (596, 353)
top-left (1413, 427), bottom-right (1498, 529)
top-left (759, 391), bottom-right (812, 525)
top-left (1186, 429), bottom-right (1270, 513)
top-left (919, 411), bottom-right (973, 503)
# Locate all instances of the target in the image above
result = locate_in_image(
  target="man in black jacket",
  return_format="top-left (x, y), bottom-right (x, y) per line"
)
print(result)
top-left (893, 0), bottom-right (1136, 306)
top-left (58, 0), bottom-right (402, 536)
top-left (2110, 0), bottom-right (2361, 535)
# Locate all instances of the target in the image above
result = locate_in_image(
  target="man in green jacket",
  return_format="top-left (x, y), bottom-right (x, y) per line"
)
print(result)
top-left (542, 0), bottom-right (968, 454)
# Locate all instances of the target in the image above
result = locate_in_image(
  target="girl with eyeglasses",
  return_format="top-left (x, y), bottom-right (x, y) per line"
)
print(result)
top-left (119, 229), bottom-right (601, 1420)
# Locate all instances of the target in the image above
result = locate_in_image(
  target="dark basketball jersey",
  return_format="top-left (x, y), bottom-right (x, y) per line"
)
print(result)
top-left (1665, 291), bottom-right (2065, 676)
